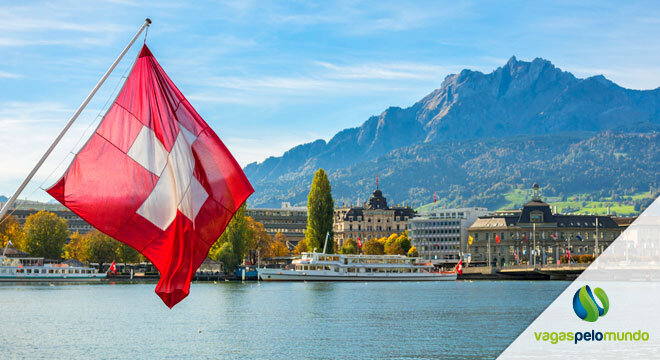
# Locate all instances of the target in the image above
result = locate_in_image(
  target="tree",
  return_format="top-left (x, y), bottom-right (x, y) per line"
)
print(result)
top-left (362, 239), bottom-right (384, 255)
top-left (293, 240), bottom-right (308, 255)
top-left (246, 217), bottom-right (272, 259)
top-left (385, 240), bottom-right (405, 255)
top-left (340, 238), bottom-right (358, 254)
top-left (273, 232), bottom-right (287, 244)
top-left (214, 242), bottom-right (236, 274)
top-left (396, 232), bottom-right (411, 254)
top-left (384, 232), bottom-right (411, 255)
top-left (407, 246), bottom-right (419, 257)
top-left (116, 242), bottom-right (140, 263)
top-left (0, 215), bottom-right (24, 250)
top-left (385, 233), bottom-right (398, 247)
top-left (85, 230), bottom-right (117, 268)
top-left (305, 168), bottom-right (334, 253)
top-left (270, 232), bottom-right (290, 257)
top-left (270, 241), bottom-right (290, 257)
top-left (210, 204), bottom-right (251, 272)
top-left (64, 232), bottom-right (88, 261)
top-left (23, 210), bottom-right (68, 259)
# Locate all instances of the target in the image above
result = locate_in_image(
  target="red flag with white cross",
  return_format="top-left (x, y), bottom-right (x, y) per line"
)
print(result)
top-left (47, 45), bottom-right (253, 308)
top-left (109, 260), bottom-right (117, 275)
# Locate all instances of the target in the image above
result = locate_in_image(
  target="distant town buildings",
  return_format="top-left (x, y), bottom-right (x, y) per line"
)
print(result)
top-left (467, 184), bottom-right (624, 267)
top-left (1, 200), bottom-right (93, 234)
top-left (246, 202), bottom-right (307, 249)
top-left (408, 207), bottom-right (489, 264)
top-left (334, 188), bottom-right (415, 247)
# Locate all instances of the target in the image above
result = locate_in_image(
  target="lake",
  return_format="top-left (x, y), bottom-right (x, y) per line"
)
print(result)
top-left (0, 281), bottom-right (568, 359)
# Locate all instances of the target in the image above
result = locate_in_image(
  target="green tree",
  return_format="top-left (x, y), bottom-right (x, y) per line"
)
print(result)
top-left (340, 238), bottom-right (358, 254)
top-left (210, 204), bottom-right (251, 272)
top-left (23, 210), bottom-right (68, 259)
top-left (362, 239), bottom-right (384, 255)
top-left (85, 230), bottom-right (118, 268)
top-left (0, 215), bottom-right (25, 250)
top-left (305, 168), bottom-right (334, 253)
top-left (214, 242), bottom-right (236, 274)
top-left (116, 243), bottom-right (140, 263)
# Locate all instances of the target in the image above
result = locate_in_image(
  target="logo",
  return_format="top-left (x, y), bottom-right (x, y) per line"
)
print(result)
top-left (572, 285), bottom-right (609, 322)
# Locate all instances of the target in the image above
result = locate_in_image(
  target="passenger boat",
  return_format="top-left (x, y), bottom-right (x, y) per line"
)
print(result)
top-left (258, 252), bottom-right (457, 281)
top-left (0, 256), bottom-right (106, 281)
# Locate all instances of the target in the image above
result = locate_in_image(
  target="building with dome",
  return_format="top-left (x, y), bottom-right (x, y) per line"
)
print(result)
top-left (333, 188), bottom-right (416, 247)
top-left (467, 183), bottom-right (623, 267)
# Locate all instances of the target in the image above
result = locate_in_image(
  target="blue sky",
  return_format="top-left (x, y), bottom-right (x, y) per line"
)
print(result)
top-left (1, 0), bottom-right (660, 200)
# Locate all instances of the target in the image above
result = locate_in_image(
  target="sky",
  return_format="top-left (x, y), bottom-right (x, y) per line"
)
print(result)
top-left (1, 0), bottom-right (660, 201)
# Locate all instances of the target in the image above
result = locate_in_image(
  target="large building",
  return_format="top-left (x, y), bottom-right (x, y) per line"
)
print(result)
top-left (334, 188), bottom-right (415, 247)
top-left (1, 200), bottom-right (93, 235)
top-left (467, 184), bottom-right (623, 267)
top-left (247, 203), bottom-right (307, 249)
top-left (408, 207), bottom-right (490, 264)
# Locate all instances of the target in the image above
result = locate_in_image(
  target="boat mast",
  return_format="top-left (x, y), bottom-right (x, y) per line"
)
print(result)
top-left (0, 18), bottom-right (152, 220)
top-left (322, 232), bottom-right (330, 254)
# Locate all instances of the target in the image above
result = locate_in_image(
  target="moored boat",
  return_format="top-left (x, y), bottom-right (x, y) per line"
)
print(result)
top-left (258, 252), bottom-right (456, 281)
top-left (235, 266), bottom-right (259, 280)
top-left (0, 256), bottom-right (106, 282)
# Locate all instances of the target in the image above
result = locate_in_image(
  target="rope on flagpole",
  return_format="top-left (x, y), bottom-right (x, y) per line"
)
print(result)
top-left (0, 18), bottom-right (152, 223)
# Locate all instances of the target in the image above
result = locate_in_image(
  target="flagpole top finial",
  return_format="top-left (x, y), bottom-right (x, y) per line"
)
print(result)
top-left (145, 18), bottom-right (152, 25)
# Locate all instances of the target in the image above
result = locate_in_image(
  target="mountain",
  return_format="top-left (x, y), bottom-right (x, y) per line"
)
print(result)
top-left (244, 57), bottom-right (660, 208)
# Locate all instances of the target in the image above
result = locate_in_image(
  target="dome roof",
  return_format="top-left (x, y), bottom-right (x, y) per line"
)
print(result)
top-left (366, 189), bottom-right (388, 210)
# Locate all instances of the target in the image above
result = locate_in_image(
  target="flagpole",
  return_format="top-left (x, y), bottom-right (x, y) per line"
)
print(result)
top-left (533, 223), bottom-right (536, 267)
top-left (595, 217), bottom-right (599, 257)
top-left (0, 18), bottom-right (152, 220)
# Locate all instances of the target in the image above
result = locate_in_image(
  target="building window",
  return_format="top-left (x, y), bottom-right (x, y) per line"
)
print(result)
top-left (530, 211), bottom-right (544, 223)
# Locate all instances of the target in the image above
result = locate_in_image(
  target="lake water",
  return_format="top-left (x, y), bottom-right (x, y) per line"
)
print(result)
top-left (0, 281), bottom-right (568, 359)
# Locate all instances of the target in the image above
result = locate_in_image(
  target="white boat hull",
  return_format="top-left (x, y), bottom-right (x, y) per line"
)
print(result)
top-left (258, 268), bottom-right (456, 281)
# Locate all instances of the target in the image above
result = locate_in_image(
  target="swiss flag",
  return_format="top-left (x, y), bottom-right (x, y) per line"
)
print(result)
top-left (495, 234), bottom-right (500, 244)
top-left (108, 260), bottom-right (117, 275)
top-left (455, 259), bottom-right (463, 275)
top-left (357, 237), bottom-right (362, 248)
top-left (47, 45), bottom-right (253, 308)
top-left (523, 233), bottom-right (528, 243)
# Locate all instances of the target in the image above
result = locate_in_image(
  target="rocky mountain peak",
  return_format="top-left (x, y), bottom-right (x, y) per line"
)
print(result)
top-left (244, 56), bottom-right (660, 202)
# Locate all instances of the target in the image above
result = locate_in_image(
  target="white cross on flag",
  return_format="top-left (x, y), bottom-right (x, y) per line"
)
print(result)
top-left (47, 45), bottom-right (253, 307)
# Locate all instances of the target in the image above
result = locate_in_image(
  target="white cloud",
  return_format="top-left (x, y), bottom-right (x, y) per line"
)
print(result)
top-left (315, 61), bottom-right (461, 80)
top-left (0, 101), bottom-right (102, 201)
top-left (224, 135), bottom-right (322, 167)
top-left (0, 71), bottom-right (22, 79)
